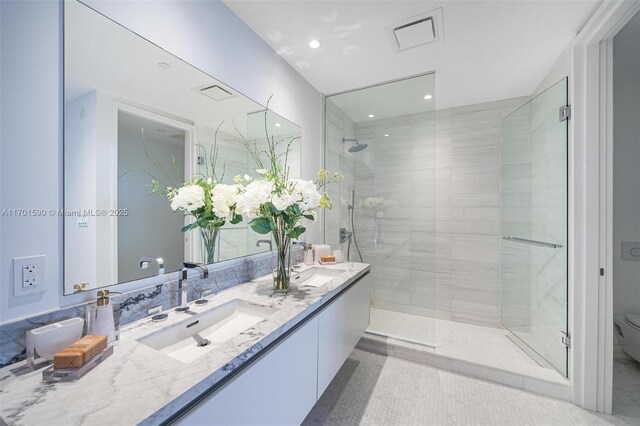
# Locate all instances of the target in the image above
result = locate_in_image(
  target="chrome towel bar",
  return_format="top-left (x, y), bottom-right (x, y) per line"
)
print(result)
top-left (502, 236), bottom-right (562, 249)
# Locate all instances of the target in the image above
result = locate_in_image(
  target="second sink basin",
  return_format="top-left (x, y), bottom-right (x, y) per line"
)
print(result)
top-left (293, 266), bottom-right (343, 288)
top-left (137, 299), bottom-right (278, 363)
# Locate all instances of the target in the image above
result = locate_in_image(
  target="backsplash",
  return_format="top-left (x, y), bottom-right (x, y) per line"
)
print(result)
top-left (0, 249), bottom-right (303, 368)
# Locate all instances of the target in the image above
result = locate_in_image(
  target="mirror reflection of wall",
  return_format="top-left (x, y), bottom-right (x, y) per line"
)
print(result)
top-left (63, 0), bottom-right (301, 295)
top-left (117, 111), bottom-right (185, 282)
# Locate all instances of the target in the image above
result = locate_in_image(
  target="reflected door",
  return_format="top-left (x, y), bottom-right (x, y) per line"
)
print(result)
top-left (500, 78), bottom-right (569, 376)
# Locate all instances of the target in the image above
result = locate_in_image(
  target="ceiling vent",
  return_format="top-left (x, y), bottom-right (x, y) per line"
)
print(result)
top-left (386, 8), bottom-right (443, 53)
top-left (194, 84), bottom-right (235, 101)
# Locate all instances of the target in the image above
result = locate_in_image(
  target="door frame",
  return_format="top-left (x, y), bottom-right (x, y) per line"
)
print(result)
top-left (569, 0), bottom-right (640, 414)
top-left (113, 100), bottom-right (197, 264)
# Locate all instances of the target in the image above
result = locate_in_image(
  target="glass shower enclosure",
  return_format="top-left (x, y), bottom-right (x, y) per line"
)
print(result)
top-left (500, 78), bottom-right (569, 376)
top-left (325, 73), bottom-right (436, 347)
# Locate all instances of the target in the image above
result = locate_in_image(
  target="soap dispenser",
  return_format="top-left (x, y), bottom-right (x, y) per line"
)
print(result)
top-left (304, 243), bottom-right (314, 265)
top-left (86, 290), bottom-right (120, 343)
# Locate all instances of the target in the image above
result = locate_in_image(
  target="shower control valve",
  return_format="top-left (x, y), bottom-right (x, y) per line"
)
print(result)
top-left (339, 228), bottom-right (352, 244)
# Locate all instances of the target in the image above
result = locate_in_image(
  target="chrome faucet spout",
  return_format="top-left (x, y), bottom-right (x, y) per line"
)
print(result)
top-left (183, 262), bottom-right (209, 279)
top-left (256, 239), bottom-right (272, 250)
top-left (177, 262), bottom-right (209, 312)
top-left (139, 256), bottom-right (165, 275)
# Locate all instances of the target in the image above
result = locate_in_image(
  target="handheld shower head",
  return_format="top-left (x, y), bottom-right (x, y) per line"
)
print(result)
top-left (342, 137), bottom-right (368, 153)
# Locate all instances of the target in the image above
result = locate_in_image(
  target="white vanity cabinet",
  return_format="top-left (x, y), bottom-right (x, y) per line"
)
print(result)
top-left (177, 273), bottom-right (370, 426)
top-left (317, 272), bottom-right (370, 397)
top-left (178, 316), bottom-right (320, 426)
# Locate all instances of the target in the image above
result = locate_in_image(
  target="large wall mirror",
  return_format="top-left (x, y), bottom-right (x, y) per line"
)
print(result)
top-left (63, 1), bottom-right (301, 295)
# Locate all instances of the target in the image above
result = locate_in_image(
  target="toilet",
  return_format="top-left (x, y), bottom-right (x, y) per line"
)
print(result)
top-left (614, 313), bottom-right (640, 362)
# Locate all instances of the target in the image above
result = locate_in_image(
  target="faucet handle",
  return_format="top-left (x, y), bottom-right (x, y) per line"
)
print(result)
top-left (147, 305), bottom-right (168, 322)
top-left (147, 305), bottom-right (163, 316)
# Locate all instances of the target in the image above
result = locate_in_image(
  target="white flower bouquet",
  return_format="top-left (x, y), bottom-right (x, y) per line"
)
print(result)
top-left (235, 111), bottom-right (340, 292)
top-left (149, 128), bottom-right (242, 265)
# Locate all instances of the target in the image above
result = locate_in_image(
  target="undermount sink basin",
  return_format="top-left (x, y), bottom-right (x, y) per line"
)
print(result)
top-left (137, 299), bottom-right (278, 363)
top-left (251, 265), bottom-right (344, 288)
top-left (293, 266), bottom-right (343, 288)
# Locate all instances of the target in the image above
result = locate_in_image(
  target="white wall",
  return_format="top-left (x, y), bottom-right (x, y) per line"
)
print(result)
top-left (1, 0), bottom-right (63, 322)
top-left (533, 47), bottom-right (572, 98)
top-left (612, 11), bottom-right (640, 317)
top-left (0, 0), bottom-right (323, 323)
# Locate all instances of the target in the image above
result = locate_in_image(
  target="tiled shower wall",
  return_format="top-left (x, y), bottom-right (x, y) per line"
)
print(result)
top-left (434, 98), bottom-right (527, 327)
top-left (326, 97), bottom-right (527, 329)
top-left (325, 101), bottom-right (357, 250)
top-left (353, 111), bottom-right (437, 331)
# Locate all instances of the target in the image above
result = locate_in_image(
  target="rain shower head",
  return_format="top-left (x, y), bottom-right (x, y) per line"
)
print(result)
top-left (342, 137), bottom-right (368, 153)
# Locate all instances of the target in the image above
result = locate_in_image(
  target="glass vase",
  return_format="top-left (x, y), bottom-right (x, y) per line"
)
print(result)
top-left (199, 225), bottom-right (220, 265)
top-left (272, 216), bottom-right (292, 293)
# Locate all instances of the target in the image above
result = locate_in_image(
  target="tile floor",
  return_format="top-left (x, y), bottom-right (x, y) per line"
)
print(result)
top-left (612, 346), bottom-right (640, 424)
top-left (303, 347), bottom-right (637, 426)
top-left (368, 308), bottom-right (564, 381)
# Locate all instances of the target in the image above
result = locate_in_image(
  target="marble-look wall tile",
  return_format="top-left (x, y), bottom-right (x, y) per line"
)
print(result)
top-left (335, 96), bottom-right (529, 329)
top-left (438, 97), bottom-right (528, 327)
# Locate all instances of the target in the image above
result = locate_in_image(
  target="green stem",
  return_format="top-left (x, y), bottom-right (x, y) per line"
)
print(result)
top-left (272, 216), bottom-right (291, 292)
top-left (200, 225), bottom-right (219, 265)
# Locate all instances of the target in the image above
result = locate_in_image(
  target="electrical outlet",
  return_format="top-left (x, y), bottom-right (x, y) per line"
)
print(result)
top-left (13, 256), bottom-right (45, 296)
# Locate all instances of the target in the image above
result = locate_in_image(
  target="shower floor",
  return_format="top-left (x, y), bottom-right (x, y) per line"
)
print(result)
top-left (368, 308), bottom-right (565, 383)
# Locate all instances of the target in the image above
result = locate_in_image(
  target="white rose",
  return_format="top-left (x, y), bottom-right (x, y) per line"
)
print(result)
top-left (236, 180), bottom-right (274, 219)
top-left (170, 184), bottom-right (205, 212)
top-left (211, 184), bottom-right (238, 219)
top-left (272, 192), bottom-right (294, 211)
top-left (290, 179), bottom-right (321, 210)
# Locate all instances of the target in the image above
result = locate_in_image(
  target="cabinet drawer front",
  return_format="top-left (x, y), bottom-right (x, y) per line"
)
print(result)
top-left (179, 316), bottom-right (319, 426)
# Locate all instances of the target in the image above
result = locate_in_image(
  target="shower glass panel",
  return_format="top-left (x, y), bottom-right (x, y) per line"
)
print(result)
top-left (500, 78), bottom-right (568, 376)
top-left (325, 74), bottom-right (436, 347)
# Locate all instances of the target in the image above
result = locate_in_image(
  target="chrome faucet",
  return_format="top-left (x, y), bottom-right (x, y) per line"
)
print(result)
top-left (139, 256), bottom-right (165, 275)
top-left (176, 262), bottom-right (209, 312)
top-left (256, 239), bottom-right (272, 250)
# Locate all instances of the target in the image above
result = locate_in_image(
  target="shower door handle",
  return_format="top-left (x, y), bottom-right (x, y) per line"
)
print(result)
top-left (502, 236), bottom-right (562, 249)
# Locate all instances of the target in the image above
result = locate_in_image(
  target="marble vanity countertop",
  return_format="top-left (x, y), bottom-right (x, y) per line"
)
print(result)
top-left (0, 262), bottom-right (370, 426)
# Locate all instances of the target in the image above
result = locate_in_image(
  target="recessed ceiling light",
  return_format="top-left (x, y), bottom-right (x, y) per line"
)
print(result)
top-left (368, 114), bottom-right (375, 118)
top-left (423, 94), bottom-right (433, 100)
top-left (384, 134), bottom-right (389, 137)
top-left (308, 39), bottom-right (322, 49)
top-left (275, 122), bottom-right (281, 127)
top-left (157, 62), bottom-right (171, 70)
